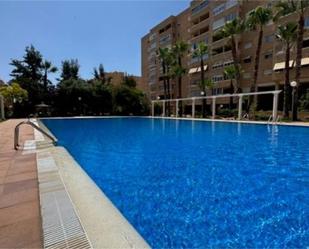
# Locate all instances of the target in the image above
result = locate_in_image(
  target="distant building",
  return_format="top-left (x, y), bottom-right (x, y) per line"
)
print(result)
top-left (141, 0), bottom-right (309, 109)
top-left (106, 71), bottom-right (143, 91)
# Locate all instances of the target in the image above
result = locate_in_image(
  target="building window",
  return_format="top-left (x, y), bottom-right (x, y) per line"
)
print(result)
top-left (264, 51), bottom-right (273, 59)
top-left (225, 0), bottom-right (238, 10)
top-left (224, 60), bottom-right (234, 67)
top-left (213, 3), bottom-right (225, 16)
top-left (159, 34), bottom-right (171, 45)
top-left (243, 72), bottom-right (251, 79)
top-left (225, 13), bottom-right (237, 22)
top-left (212, 62), bottom-right (223, 69)
top-left (264, 69), bottom-right (272, 75)
top-left (212, 46), bottom-right (224, 56)
top-left (243, 56), bottom-right (252, 63)
top-left (303, 37), bottom-right (309, 48)
top-left (264, 35), bottom-right (274, 43)
top-left (212, 17), bottom-right (225, 30)
top-left (192, 0), bottom-right (209, 15)
top-left (212, 75), bottom-right (224, 82)
top-left (212, 88), bottom-right (223, 95)
top-left (244, 42), bottom-right (252, 49)
top-left (191, 43), bottom-right (197, 51)
top-left (305, 17), bottom-right (309, 28)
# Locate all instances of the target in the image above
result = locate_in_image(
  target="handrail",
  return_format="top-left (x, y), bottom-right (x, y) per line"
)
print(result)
top-left (14, 120), bottom-right (56, 150)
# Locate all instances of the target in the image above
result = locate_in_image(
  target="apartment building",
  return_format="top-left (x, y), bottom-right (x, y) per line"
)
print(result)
top-left (141, 0), bottom-right (309, 110)
top-left (105, 71), bottom-right (142, 88)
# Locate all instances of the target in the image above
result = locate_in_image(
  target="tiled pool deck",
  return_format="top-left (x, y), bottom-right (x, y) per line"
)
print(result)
top-left (0, 119), bottom-right (42, 248)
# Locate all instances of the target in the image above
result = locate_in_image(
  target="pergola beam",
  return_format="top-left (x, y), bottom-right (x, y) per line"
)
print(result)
top-left (151, 90), bottom-right (282, 120)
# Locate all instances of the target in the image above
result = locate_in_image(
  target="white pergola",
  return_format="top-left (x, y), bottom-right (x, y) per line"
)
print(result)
top-left (0, 94), bottom-right (4, 120)
top-left (151, 90), bottom-right (282, 121)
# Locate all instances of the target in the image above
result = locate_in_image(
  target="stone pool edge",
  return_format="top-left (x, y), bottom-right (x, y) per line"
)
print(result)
top-left (36, 119), bottom-right (150, 249)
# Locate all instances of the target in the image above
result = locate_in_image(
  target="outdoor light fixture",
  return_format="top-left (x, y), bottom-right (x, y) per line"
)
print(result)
top-left (290, 81), bottom-right (297, 88)
top-left (157, 96), bottom-right (160, 100)
top-left (200, 91), bottom-right (205, 96)
top-left (78, 96), bottom-right (82, 101)
top-left (290, 81), bottom-right (297, 121)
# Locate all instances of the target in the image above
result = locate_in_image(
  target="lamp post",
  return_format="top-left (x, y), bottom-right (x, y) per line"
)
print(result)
top-left (78, 96), bottom-right (82, 116)
top-left (290, 81), bottom-right (297, 121)
top-left (201, 91), bottom-right (206, 118)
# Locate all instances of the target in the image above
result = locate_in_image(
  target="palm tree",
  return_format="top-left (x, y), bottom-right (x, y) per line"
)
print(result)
top-left (221, 18), bottom-right (245, 93)
top-left (158, 48), bottom-right (169, 101)
top-left (93, 64), bottom-right (106, 84)
top-left (42, 60), bottom-right (57, 92)
top-left (274, 0), bottom-right (309, 120)
top-left (198, 78), bottom-right (213, 117)
top-left (171, 41), bottom-right (188, 117)
top-left (224, 65), bottom-right (238, 109)
top-left (276, 22), bottom-right (298, 118)
top-left (247, 6), bottom-right (273, 109)
top-left (193, 42), bottom-right (208, 117)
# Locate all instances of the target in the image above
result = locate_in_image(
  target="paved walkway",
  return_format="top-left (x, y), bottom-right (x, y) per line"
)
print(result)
top-left (0, 119), bottom-right (42, 248)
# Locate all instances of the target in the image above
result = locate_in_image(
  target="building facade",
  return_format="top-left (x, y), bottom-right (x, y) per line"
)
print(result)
top-left (141, 0), bottom-right (309, 110)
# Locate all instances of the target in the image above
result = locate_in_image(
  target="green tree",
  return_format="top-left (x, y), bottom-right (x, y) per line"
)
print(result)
top-left (10, 45), bottom-right (44, 109)
top-left (171, 41), bottom-right (188, 117)
top-left (158, 47), bottom-right (169, 101)
top-left (276, 22), bottom-right (298, 118)
top-left (274, 0), bottom-right (309, 120)
top-left (91, 80), bottom-right (113, 115)
top-left (42, 60), bottom-right (57, 92)
top-left (113, 84), bottom-right (149, 115)
top-left (93, 64), bottom-right (106, 84)
top-left (0, 83), bottom-right (28, 117)
top-left (60, 59), bottom-right (80, 81)
top-left (247, 6), bottom-right (273, 109)
top-left (224, 65), bottom-right (238, 109)
top-left (221, 18), bottom-right (245, 92)
top-left (158, 47), bottom-right (174, 115)
top-left (56, 79), bottom-right (90, 116)
top-left (193, 42), bottom-right (208, 117)
top-left (123, 75), bottom-right (137, 88)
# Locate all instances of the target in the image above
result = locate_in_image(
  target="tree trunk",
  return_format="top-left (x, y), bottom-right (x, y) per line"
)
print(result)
top-left (178, 56), bottom-right (183, 117)
top-left (294, 13), bottom-right (304, 121)
top-left (162, 62), bottom-right (167, 101)
top-left (249, 27), bottom-right (263, 114)
top-left (229, 79), bottom-right (233, 109)
top-left (283, 44), bottom-right (290, 118)
top-left (231, 36), bottom-right (241, 92)
top-left (167, 76), bottom-right (171, 116)
top-left (200, 58), bottom-right (206, 118)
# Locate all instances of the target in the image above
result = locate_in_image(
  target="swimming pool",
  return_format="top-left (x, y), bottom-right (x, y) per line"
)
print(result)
top-left (43, 117), bottom-right (309, 248)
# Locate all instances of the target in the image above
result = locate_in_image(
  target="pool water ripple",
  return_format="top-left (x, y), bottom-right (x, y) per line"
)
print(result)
top-left (43, 118), bottom-right (309, 248)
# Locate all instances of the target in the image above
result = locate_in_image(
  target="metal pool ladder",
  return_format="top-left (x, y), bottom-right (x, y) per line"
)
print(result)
top-left (14, 120), bottom-right (56, 150)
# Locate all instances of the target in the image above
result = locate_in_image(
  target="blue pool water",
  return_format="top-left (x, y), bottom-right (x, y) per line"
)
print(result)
top-left (43, 118), bottom-right (309, 248)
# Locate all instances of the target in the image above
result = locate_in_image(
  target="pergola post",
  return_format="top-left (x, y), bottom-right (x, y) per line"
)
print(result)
top-left (176, 100), bottom-right (179, 118)
top-left (0, 95), bottom-right (4, 120)
top-left (272, 92), bottom-right (279, 121)
top-left (212, 97), bottom-right (216, 119)
top-left (162, 101), bottom-right (166, 117)
top-left (238, 95), bottom-right (243, 120)
top-left (192, 98), bottom-right (195, 118)
top-left (151, 101), bottom-right (154, 117)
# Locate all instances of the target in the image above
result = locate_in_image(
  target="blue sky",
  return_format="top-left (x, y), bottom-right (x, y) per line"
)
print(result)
top-left (0, 0), bottom-right (190, 83)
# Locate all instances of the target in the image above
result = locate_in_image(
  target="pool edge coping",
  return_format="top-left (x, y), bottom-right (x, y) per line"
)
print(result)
top-left (35, 119), bottom-right (151, 249)
top-left (38, 115), bottom-right (309, 127)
